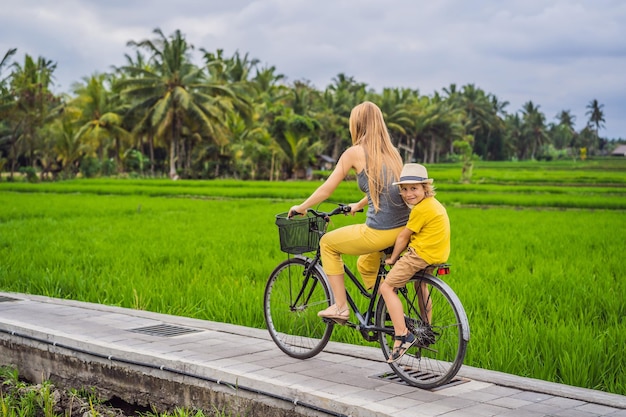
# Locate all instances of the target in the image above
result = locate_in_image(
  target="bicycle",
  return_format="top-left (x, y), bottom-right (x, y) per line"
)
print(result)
top-left (263, 204), bottom-right (470, 389)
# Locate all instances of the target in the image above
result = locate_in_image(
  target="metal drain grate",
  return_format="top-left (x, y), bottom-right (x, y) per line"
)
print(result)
top-left (371, 371), bottom-right (469, 391)
top-left (128, 324), bottom-right (201, 337)
top-left (0, 296), bottom-right (19, 303)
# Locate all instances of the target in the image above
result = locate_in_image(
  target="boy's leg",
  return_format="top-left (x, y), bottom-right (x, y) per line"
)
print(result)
top-left (381, 250), bottom-right (429, 361)
top-left (379, 281), bottom-right (406, 335)
top-left (380, 264), bottom-right (415, 362)
top-left (380, 255), bottom-right (421, 336)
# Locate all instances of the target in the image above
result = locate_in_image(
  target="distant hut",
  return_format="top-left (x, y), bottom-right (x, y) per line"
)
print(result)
top-left (316, 155), bottom-right (336, 170)
top-left (611, 145), bottom-right (626, 157)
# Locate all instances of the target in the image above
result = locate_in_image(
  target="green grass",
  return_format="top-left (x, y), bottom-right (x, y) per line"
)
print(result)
top-left (0, 366), bottom-right (235, 417)
top-left (428, 158), bottom-right (626, 185)
top-left (0, 158), bottom-right (625, 395)
top-left (2, 159), bottom-right (624, 210)
top-left (1, 178), bottom-right (625, 210)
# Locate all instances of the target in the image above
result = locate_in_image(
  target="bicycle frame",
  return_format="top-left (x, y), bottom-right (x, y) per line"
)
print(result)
top-left (343, 263), bottom-right (392, 336)
top-left (298, 248), bottom-right (393, 339)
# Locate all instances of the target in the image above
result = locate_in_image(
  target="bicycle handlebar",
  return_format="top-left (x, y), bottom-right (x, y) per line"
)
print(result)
top-left (290, 204), bottom-right (363, 220)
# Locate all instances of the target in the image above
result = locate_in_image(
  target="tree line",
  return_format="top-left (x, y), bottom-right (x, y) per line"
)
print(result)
top-left (0, 28), bottom-right (612, 182)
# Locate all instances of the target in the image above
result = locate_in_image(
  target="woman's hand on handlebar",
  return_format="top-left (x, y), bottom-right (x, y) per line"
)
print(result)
top-left (332, 203), bottom-right (363, 216)
top-left (288, 205), bottom-right (306, 218)
top-left (347, 202), bottom-right (363, 216)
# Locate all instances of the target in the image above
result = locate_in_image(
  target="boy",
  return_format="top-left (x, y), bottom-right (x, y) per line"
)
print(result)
top-left (379, 163), bottom-right (451, 363)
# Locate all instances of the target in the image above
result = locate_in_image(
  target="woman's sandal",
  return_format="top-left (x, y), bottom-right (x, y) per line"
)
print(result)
top-left (387, 331), bottom-right (417, 363)
top-left (317, 304), bottom-right (349, 324)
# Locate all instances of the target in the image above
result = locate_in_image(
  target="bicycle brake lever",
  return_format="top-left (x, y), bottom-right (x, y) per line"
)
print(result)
top-left (338, 204), bottom-right (352, 215)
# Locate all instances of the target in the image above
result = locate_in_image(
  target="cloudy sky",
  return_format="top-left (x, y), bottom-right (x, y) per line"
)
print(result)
top-left (2, 0), bottom-right (625, 139)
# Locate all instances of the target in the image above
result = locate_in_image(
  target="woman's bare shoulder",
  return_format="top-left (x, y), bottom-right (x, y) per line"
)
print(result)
top-left (342, 145), bottom-right (366, 170)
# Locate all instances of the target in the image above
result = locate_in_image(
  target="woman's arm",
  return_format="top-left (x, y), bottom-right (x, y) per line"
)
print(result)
top-left (289, 147), bottom-right (360, 216)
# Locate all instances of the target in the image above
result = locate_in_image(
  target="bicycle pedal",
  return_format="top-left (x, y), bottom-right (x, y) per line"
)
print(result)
top-left (322, 317), bottom-right (349, 326)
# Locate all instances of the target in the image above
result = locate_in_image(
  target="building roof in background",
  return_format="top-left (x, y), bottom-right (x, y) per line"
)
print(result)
top-left (611, 145), bottom-right (626, 156)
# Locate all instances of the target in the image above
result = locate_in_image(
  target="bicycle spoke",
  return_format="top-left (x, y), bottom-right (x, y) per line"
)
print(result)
top-left (264, 258), bottom-right (333, 359)
top-left (376, 275), bottom-right (468, 389)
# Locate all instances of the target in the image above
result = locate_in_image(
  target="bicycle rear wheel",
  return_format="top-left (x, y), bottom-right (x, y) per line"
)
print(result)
top-left (375, 275), bottom-right (469, 389)
top-left (264, 257), bottom-right (334, 359)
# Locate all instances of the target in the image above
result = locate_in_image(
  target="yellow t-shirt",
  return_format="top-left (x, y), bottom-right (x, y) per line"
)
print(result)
top-left (406, 197), bottom-right (450, 264)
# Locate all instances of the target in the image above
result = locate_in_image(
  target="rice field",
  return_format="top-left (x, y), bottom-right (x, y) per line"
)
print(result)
top-left (0, 159), bottom-right (625, 395)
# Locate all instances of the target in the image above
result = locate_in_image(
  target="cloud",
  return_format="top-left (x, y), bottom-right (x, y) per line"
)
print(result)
top-left (1, 0), bottom-right (624, 138)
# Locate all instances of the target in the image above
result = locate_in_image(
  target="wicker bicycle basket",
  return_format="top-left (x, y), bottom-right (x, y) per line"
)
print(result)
top-left (275, 212), bottom-right (326, 254)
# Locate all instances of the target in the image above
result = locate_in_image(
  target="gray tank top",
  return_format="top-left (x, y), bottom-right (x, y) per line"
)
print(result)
top-left (357, 168), bottom-right (410, 230)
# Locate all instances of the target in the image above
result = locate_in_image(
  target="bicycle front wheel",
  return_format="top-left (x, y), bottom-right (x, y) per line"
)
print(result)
top-left (263, 257), bottom-right (334, 359)
top-left (375, 275), bottom-right (469, 389)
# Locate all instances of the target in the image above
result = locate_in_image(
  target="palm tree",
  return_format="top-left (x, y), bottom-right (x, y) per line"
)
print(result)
top-left (288, 79), bottom-right (321, 117)
top-left (249, 64), bottom-right (291, 180)
top-left (521, 101), bottom-right (548, 160)
top-left (456, 84), bottom-right (500, 160)
top-left (270, 108), bottom-right (322, 179)
top-left (223, 112), bottom-right (271, 179)
top-left (0, 48), bottom-right (17, 91)
top-left (442, 83), bottom-right (459, 100)
top-left (115, 51), bottom-right (161, 175)
top-left (0, 48), bottom-right (18, 178)
top-left (2, 54), bottom-right (60, 178)
top-left (553, 110), bottom-right (577, 150)
top-left (377, 88), bottom-right (413, 141)
top-left (253, 64), bottom-right (289, 112)
top-left (418, 95), bottom-right (464, 164)
top-left (503, 113), bottom-right (523, 160)
top-left (197, 49), bottom-right (261, 177)
top-left (556, 109), bottom-right (576, 130)
top-left (484, 94), bottom-right (508, 160)
top-left (118, 28), bottom-right (247, 179)
top-left (70, 74), bottom-right (129, 172)
top-left (48, 110), bottom-right (87, 177)
top-left (201, 48), bottom-right (255, 120)
top-left (585, 99), bottom-right (605, 152)
top-left (318, 73), bottom-right (367, 162)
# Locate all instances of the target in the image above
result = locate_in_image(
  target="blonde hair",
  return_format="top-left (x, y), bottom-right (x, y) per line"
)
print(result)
top-left (349, 101), bottom-right (403, 211)
top-left (423, 183), bottom-right (436, 198)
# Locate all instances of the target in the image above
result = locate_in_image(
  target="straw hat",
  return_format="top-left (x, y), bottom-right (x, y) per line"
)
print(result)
top-left (392, 163), bottom-right (433, 185)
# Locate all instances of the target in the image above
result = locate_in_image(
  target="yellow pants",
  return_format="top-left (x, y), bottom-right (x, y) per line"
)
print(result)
top-left (319, 223), bottom-right (405, 289)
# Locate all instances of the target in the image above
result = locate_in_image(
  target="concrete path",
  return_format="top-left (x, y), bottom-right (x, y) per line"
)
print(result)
top-left (0, 291), bottom-right (624, 417)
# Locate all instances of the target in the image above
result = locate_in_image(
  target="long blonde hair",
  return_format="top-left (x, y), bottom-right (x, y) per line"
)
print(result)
top-left (349, 101), bottom-right (403, 211)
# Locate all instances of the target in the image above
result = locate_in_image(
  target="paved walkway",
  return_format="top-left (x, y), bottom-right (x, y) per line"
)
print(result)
top-left (0, 291), bottom-right (624, 417)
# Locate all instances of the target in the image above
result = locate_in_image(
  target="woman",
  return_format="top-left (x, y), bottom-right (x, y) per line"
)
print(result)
top-left (288, 101), bottom-right (410, 323)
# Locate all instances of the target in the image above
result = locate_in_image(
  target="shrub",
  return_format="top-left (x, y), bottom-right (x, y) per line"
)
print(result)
top-left (19, 166), bottom-right (39, 183)
top-left (79, 157), bottom-right (101, 178)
